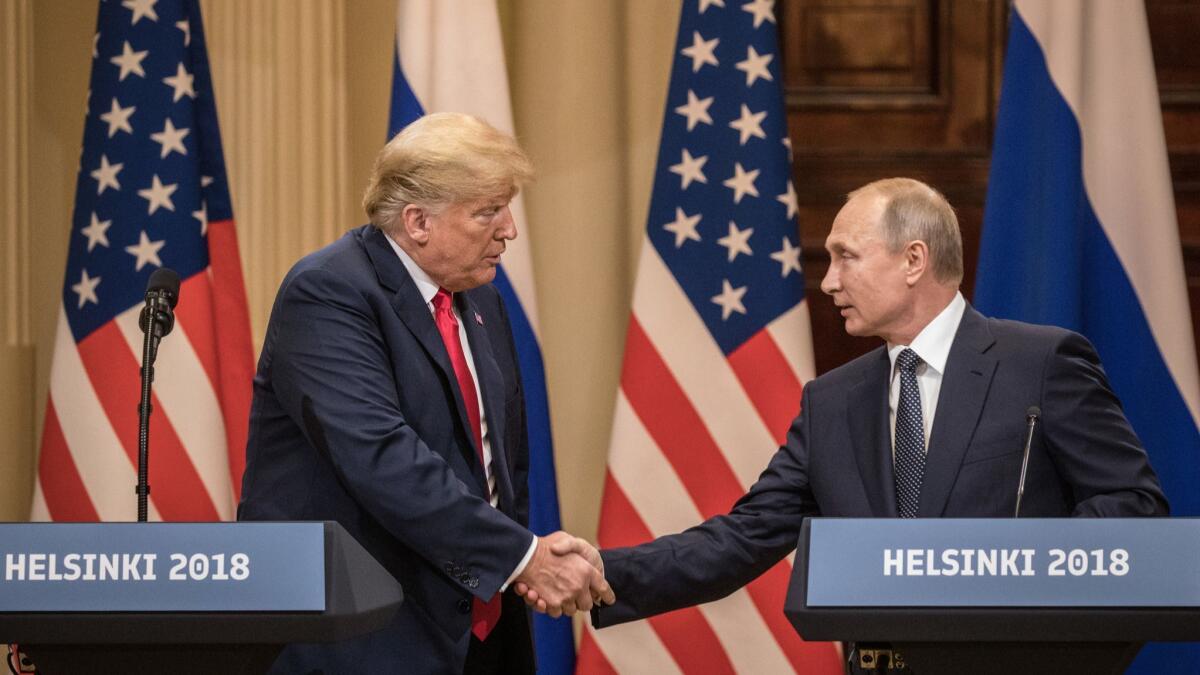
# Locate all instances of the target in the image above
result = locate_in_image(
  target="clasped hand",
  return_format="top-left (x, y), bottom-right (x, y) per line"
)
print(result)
top-left (513, 532), bottom-right (613, 618)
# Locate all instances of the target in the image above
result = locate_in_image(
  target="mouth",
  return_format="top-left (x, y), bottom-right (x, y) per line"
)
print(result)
top-left (837, 305), bottom-right (853, 317)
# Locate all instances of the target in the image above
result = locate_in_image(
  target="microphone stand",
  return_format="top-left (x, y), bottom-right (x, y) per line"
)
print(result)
top-left (136, 311), bottom-right (160, 523)
top-left (136, 270), bottom-right (179, 523)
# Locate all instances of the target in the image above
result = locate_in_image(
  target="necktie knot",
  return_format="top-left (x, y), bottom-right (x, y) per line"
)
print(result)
top-left (897, 348), bottom-right (922, 374)
top-left (432, 288), bottom-right (454, 317)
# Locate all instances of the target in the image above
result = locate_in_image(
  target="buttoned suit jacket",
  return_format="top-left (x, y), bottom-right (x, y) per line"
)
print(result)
top-left (238, 224), bottom-right (535, 673)
top-left (595, 305), bottom-right (1168, 626)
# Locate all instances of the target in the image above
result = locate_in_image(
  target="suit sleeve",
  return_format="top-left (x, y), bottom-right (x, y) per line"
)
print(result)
top-left (268, 267), bottom-right (533, 599)
top-left (594, 384), bottom-right (822, 628)
top-left (1040, 331), bottom-right (1169, 517)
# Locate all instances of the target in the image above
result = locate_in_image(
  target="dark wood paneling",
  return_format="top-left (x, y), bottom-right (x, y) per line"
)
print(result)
top-left (1149, 0), bottom-right (1200, 374)
top-left (1148, 0), bottom-right (1200, 107)
top-left (783, 0), bottom-right (1200, 375)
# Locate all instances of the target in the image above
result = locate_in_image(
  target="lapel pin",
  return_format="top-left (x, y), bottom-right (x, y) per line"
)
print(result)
top-left (474, 312), bottom-right (483, 325)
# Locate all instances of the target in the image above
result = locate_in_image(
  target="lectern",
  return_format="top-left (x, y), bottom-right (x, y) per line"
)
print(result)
top-left (785, 518), bottom-right (1200, 675)
top-left (0, 521), bottom-right (402, 675)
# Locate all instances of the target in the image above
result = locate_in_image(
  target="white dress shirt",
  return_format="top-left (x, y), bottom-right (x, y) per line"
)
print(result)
top-left (887, 291), bottom-right (967, 457)
top-left (387, 235), bottom-right (536, 587)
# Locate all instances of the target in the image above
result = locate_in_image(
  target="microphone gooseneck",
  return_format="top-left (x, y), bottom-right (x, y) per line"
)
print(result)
top-left (1014, 406), bottom-right (1041, 518)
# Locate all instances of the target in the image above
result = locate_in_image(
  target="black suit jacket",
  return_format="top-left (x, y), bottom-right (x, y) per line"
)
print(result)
top-left (595, 305), bottom-right (1168, 626)
top-left (238, 225), bottom-right (535, 674)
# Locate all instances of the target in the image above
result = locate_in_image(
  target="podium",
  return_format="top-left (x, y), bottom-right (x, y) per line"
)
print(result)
top-left (0, 521), bottom-right (402, 675)
top-left (785, 518), bottom-right (1200, 675)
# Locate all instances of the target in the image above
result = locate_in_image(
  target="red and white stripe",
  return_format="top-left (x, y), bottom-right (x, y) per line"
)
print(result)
top-left (577, 241), bottom-right (840, 673)
top-left (32, 219), bottom-right (254, 524)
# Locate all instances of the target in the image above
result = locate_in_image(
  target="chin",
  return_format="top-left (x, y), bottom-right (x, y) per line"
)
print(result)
top-left (843, 321), bottom-right (867, 337)
top-left (472, 269), bottom-right (497, 288)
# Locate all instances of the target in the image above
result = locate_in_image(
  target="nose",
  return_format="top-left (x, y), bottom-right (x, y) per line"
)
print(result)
top-left (820, 259), bottom-right (840, 296)
top-left (496, 206), bottom-right (518, 241)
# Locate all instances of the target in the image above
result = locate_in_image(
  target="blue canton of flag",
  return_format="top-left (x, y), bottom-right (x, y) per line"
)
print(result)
top-left (67, 0), bottom-right (232, 341)
top-left (647, 0), bottom-right (804, 353)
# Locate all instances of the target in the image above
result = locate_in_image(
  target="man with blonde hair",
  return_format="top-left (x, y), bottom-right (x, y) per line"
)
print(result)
top-left (540, 177), bottom-right (1167, 669)
top-left (240, 113), bottom-right (611, 675)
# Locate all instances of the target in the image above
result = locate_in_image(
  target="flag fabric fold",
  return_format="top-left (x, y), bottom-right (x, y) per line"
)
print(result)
top-left (32, 0), bottom-right (254, 523)
top-left (575, 1), bottom-right (838, 672)
top-left (976, 2), bottom-right (1200, 671)
top-left (388, 1), bottom-right (574, 671)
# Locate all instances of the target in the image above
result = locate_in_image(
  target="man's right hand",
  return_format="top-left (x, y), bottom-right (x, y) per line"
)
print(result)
top-left (513, 532), bottom-right (614, 618)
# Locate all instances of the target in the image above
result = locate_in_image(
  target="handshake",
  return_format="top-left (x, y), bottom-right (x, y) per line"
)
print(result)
top-left (513, 532), bottom-right (614, 618)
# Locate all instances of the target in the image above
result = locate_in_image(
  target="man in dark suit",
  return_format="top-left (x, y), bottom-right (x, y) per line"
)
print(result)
top-left (238, 112), bottom-right (612, 675)
top-left (533, 178), bottom-right (1167, 657)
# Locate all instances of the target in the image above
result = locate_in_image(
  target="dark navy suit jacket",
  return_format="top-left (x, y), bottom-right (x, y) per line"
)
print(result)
top-left (238, 225), bottom-right (535, 673)
top-left (595, 306), bottom-right (1168, 626)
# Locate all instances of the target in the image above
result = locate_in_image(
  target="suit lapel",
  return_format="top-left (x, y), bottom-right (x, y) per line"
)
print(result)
top-left (459, 291), bottom-right (517, 513)
top-left (361, 226), bottom-right (489, 496)
top-left (849, 348), bottom-right (898, 517)
top-left (918, 307), bottom-right (997, 517)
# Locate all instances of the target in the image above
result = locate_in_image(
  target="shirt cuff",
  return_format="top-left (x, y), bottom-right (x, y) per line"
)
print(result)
top-left (500, 534), bottom-right (538, 591)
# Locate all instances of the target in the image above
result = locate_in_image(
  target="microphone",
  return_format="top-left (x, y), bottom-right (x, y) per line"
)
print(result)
top-left (1014, 406), bottom-right (1041, 518)
top-left (136, 267), bottom-right (180, 523)
top-left (139, 267), bottom-right (181, 339)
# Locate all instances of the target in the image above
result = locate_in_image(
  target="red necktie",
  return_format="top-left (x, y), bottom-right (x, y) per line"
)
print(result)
top-left (431, 288), bottom-right (501, 641)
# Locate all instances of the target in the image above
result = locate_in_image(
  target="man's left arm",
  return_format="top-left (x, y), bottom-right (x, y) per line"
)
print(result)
top-left (1041, 331), bottom-right (1169, 516)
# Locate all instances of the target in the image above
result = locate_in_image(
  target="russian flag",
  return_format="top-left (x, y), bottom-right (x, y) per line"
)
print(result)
top-left (975, 2), bottom-right (1200, 671)
top-left (389, 1), bottom-right (574, 672)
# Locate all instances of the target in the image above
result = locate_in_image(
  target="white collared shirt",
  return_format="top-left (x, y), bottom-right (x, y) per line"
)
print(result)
top-left (386, 234), bottom-right (537, 588)
top-left (887, 291), bottom-right (967, 456)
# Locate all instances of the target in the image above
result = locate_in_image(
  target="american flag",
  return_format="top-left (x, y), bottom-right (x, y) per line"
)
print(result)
top-left (31, 0), bottom-right (253, 523)
top-left (576, 1), bottom-right (840, 672)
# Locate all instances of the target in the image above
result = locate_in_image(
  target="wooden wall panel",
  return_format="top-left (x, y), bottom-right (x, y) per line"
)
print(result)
top-left (1148, 0), bottom-right (1200, 374)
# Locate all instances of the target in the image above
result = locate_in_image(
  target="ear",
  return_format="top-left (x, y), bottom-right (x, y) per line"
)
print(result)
top-left (400, 204), bottom-right (431, 244)
top-left (904, 240), bottom-right (930, 286)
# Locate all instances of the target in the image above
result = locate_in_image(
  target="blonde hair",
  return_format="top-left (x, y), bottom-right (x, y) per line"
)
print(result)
top-left (849, 177), bottom-right (964, 284)
top-left (362, 112), bottom-right (534, 231)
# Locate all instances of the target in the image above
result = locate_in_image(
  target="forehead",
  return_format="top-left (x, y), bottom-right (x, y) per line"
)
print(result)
top-left (826, 193), bottom-right (886, 249)
top-left (439, 193), bottom-right (508, 217)
top-left (462, 191), bottom-right (514, 211)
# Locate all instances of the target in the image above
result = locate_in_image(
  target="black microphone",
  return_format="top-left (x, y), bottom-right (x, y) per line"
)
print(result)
top-left (136, 267), bottom-right (180, 523)
top-left (139, 267), bottom-right (181, 339)
top-left (1014, 406), bottom-right (1041, 518)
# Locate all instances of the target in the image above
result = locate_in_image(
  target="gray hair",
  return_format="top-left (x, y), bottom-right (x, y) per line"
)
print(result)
top-left (849, 177), bottom-right (963, 284)
top-left (362, 112), bottom-right (534, 231)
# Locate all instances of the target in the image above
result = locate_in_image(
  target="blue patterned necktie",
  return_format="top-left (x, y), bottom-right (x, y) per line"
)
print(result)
top-left (894, 348), bottom-right (926, 518)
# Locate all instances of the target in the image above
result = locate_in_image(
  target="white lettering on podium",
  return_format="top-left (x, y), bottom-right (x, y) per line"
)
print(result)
top-left (5, 554), bottom-right (23, 580)
top-left (883, 548), bottom-right (1043, 576)
top-left (28, 553), bottom-right (46, 580)
top-left (883, 548), bottom-right (903, 575)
